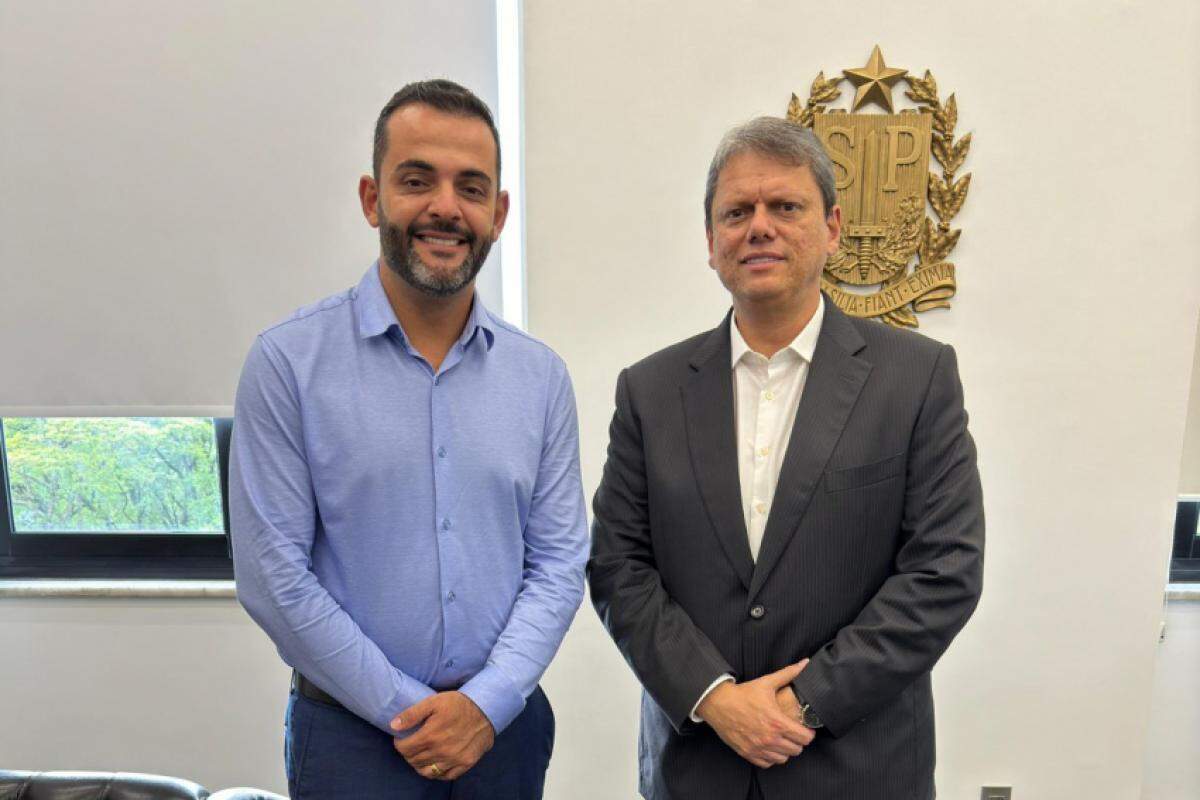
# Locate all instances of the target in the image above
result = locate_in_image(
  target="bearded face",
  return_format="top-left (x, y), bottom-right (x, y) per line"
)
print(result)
top-left (364, 104), bottom-right (507, 300)
top-left (379, 213), bottom-right (493, 298)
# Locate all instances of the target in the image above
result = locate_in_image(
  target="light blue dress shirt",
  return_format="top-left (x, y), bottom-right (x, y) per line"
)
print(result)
top-left (229, 262), bottom-right (588, 736)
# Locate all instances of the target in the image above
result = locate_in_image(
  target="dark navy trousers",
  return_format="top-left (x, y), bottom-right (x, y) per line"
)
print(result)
top-left (285, 686), bottom-right (554, 799)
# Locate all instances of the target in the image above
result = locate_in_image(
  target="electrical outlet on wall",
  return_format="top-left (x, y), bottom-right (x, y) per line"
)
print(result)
top-left (981, 788), bottom-right (1012, 800)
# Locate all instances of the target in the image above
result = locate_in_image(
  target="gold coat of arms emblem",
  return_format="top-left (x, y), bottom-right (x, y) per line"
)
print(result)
top-left (788, 46), bottom-right (972, 327)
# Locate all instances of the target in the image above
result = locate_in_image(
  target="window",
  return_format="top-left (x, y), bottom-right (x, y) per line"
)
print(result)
top-left (1170, 497), bottom-right (1200, 584)
top-left (0, 417), bottom-right (233, 579)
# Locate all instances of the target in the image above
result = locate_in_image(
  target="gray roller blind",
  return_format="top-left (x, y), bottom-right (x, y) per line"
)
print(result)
top-left (0, 1), bottom-right (503, 414)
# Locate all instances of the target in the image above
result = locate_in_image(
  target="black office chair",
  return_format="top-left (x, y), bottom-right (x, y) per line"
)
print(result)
top-left (0, 770), bottom-right (286, 800)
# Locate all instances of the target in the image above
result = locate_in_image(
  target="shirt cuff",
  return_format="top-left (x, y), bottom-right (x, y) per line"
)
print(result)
top-left (689, 673), bottom-right (735, 723)
top-left (459, 665), bottom-right (526, 735)
top-left (378, 673), bottom-right (437, 737)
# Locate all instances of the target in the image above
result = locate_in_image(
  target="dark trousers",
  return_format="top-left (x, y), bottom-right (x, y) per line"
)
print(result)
top-left (285, 685), bottom-right (554, 799)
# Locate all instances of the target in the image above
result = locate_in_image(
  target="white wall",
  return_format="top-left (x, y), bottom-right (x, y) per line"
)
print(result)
top-left (0, 597), bottom-right (290, 792)
top-left (523, 1), bottom-right (1200, 799)
top-left (3, 2), bottom-right (1199, 799)
top-left (1179, 317), bottom-right (1200, 495)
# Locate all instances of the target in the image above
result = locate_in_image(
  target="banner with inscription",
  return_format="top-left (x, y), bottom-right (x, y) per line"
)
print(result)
top-left (821, 261), bottom-right (955, 317)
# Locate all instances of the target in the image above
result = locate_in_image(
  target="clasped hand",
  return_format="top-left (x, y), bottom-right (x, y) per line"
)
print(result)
top-left (390, 691), bottom-right (495, 781)
top-left (696, 659), bottom-right (816, 769)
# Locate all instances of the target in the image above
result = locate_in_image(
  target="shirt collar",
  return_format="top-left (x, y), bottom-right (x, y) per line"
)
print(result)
top-left (730, 294), bottom-right (825, 367)
top-left (458, 289), bottom-right (497, 351)
top-left (354, 261), bottom-right (496, 351)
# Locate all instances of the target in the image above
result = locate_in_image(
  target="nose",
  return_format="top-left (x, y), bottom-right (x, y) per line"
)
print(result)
top-left (747, 203), bottom-right (775, 241)
top-left (427, 181), bottom-right (463, 222)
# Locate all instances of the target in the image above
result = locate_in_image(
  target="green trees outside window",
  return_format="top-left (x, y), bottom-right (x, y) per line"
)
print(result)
top-left (2, 418), bottom-right (223, 534)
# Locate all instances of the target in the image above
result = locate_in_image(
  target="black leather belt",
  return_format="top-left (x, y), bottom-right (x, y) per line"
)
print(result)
top-left (293, 671), bottom-right (343, 708)
top-left (293, 671), bottom-right (466, 709)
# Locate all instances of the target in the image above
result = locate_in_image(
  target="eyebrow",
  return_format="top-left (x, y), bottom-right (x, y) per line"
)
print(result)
top-left (392, 159), bottom-right (493, 187)
top-left (457, 168), bottom-right (493, 187)
top-left (722, 192), bottom-right (806, 206)
top-left (393, 159), bottom-right (436, 174)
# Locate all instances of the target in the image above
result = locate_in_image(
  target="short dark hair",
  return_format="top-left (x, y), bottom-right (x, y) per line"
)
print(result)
top-left (372, 79), bottom-right (501, 185)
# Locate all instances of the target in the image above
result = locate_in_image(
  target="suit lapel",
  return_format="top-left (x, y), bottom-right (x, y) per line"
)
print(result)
top-left (681, 313), bottom-right (754, 590)
top-left (749, 300), bottom-right (872, 599)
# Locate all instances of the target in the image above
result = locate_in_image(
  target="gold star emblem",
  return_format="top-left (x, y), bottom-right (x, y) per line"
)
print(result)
top-left (843, 45), bottom-right (908, 112)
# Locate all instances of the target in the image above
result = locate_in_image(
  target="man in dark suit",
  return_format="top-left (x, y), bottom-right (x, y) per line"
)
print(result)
top-left (588, 116), bottom-right (984, 800)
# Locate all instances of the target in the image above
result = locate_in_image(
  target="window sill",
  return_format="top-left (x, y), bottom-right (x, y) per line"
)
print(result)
top-left (1167, 583), bottom-right (1200, 601)
top-left (0, 578), bottom-right (236, 599)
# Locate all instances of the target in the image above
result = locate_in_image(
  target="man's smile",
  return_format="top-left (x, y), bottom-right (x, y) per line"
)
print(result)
top-left (740, 251), bottom-right (786, 269)
top-left (413, 232), bottom-right (469, 248)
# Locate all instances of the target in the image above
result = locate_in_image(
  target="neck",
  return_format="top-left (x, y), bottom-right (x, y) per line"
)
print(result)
top-left (378, 260), bottom-right (474, 371)
top-left (733, 288), bottom-right (820, 358)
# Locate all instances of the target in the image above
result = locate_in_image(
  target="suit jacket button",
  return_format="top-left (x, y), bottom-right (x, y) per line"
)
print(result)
top-left (749, 604), bottom-right (766, 619)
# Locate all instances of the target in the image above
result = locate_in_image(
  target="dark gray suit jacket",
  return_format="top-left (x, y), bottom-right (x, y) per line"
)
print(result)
top-left (588, 300), bottom-right (984, 800)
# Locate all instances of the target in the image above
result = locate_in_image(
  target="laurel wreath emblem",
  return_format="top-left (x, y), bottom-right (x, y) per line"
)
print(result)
top-left (787, 67), bottom-right (972, 327)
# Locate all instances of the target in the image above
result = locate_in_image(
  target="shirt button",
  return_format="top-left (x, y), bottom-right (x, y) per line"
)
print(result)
top-left (447, 591), bottom-right (456, 603)
top-left (749, 604), bottom-right (766, 619)
top-left (441, 518), bottom-right (451, 531)
top-left (445, 659), bottom-right (454, 668)
top-left (755, 502), bottom-right (766, 515)
top-left (758, 446), bottom-right (770, 457)
top-left (437, 446), bottom-right (447, 458)
top-left (764, 390), bottom-right (775, 401)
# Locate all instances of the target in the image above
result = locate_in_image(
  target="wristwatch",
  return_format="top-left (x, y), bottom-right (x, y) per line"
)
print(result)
top-left (796, 696), bottom-right (824, 729)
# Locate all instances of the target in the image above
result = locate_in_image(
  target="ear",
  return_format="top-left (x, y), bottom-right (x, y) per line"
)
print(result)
top-left (490, 189), bottom-right (511, 241)
top-left (825, 204), bottom-right (842, 257)
top-left (359, 174), bottom-right (380, 228)
top-left (706, 224), bottom-right (716, 270)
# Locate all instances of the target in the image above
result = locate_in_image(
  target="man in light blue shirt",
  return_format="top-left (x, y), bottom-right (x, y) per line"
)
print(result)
top-left (230, 80), bottom-right (588, 799)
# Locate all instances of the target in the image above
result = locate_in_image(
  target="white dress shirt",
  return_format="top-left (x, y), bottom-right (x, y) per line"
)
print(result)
top-left (731, 296), bottom-right (824, 561)
top-left (690, 296), bottom-right (825, 722)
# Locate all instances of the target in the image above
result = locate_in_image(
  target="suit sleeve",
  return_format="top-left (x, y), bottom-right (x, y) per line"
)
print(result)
top-left (588, 368), bottom-right (735, 734)
top-left (790, 344), bottom-right (984, 737)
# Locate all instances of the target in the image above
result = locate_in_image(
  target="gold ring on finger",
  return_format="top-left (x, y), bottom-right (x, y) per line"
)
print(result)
top-left (429, 763), bottom-right (443, 778)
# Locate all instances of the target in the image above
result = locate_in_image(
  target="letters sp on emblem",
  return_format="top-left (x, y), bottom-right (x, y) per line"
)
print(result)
top-left (788, 46), bottom-right (972, 328)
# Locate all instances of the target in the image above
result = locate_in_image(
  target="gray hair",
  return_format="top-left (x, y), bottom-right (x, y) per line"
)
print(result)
top-left (703, 116), bottom-right (837, 230)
